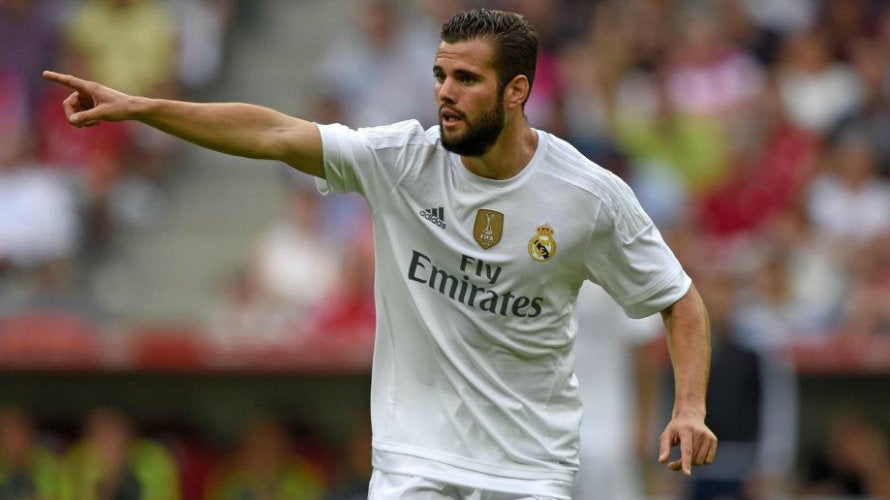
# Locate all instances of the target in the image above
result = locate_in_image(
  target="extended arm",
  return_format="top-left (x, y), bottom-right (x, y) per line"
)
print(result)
top-left (42, 71), bottom-right (324, 177)
top-left (657, 284), bottom-right (717, 475)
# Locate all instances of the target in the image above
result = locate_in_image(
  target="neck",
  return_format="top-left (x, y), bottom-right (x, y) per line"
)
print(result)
top-left (460, 117), bottom-right (538, 180)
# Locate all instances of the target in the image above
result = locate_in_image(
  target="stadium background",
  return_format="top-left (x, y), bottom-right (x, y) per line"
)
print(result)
top-left (2, 0), bottom-right (890, 498)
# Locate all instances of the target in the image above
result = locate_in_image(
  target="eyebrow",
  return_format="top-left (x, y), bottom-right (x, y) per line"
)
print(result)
top-left (432, 65), bottom-right (482, 80)
top-left (453, 69), bottom-right (481, 80)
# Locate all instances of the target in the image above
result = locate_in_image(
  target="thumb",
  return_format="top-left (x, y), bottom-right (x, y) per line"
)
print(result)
top-left (70, 109), bottom-right (101, 126)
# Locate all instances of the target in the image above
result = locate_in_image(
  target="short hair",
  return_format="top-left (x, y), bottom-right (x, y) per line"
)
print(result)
top-left (440, 9), bottom-right (538, 103)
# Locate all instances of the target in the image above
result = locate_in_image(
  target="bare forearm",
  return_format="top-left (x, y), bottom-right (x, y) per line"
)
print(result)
top-left (661, 284), bottom-right (711, 416)
top-left (657, 284), bottom-right (717, 474)
top-left (132, 98), bottom-right (321, 170)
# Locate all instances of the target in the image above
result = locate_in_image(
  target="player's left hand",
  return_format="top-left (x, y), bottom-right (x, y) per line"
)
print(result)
top-left (658, 411), bottom-right (717, 475)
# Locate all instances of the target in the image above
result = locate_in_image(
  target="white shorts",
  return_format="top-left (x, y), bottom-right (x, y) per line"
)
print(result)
top-left (367, 470), bottom-right (563, 500)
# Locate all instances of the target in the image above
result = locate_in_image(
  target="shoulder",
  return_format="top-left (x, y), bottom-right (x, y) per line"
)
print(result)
top-left (539, 132), bottom-right (635, 203)
top-left (539, 133), bottom-right (653, 235)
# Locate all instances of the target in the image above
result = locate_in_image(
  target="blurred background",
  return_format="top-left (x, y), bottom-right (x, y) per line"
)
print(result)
top-left (2, 0), bottom-right (890, 498)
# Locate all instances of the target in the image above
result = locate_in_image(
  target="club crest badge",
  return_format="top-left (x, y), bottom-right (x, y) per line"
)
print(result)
top-left (528, 224), bottom-right (557, 262)
top-left (473, 209), bottom-right (504, 249)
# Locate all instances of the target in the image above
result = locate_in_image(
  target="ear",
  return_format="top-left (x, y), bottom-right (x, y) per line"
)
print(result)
top-left (503, 75), bottom-right (530, 110)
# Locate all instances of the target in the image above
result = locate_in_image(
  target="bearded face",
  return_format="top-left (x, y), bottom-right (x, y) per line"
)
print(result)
top-left (439, 89), bottom-right (506, 157)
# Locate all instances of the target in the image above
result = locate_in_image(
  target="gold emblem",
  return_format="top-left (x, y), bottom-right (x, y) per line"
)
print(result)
top-left (473, 209), bottom-right (504, 249)
top-left (528, 224), bottom-right (557, 262)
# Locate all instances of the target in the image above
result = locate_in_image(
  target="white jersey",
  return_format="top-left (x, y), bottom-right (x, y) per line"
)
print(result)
top-left (316, 120), bottom-right (691, 498)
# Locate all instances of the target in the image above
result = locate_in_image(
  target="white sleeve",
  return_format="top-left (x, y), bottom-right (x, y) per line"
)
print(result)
top-left (314, 120), bottom-right (434, 211)
top-left (584, 174), bottom-right (691, 319)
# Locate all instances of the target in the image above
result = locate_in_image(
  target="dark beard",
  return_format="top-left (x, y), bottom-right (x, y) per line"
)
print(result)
top-left (440, 98), bottom-right (505, 157)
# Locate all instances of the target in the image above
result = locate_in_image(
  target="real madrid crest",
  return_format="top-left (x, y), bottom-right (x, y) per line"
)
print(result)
top-left (528, 224), bottom-right (557, 262)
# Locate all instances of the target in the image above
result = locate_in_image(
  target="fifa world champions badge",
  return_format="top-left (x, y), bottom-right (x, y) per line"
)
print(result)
top-left (528, 224), bottom-right (557, 262)
top-left (473, 209), bottom-right (504, 249)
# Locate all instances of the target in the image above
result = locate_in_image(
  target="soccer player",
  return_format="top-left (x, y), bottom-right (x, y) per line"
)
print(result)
top-left (44, 9), bottom-right (716, 499)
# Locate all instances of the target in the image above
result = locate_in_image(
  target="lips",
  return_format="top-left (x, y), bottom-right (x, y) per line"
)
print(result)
top-left (440, 106), bottom-right (464, 124)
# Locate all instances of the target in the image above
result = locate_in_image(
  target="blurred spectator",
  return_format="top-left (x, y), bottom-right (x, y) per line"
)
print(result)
top-left (842, 231), bottom-right (890, 335)
top-left (415, 0), bottom-right (470, 29)
top-left (248, 185), bottom-right (341, 319)
top-left (572, 282), bottom-right (662, 500)
top-left (801, 409), bottom-right (890, 498)
top-left (666, 9), bottom-right (765, 122)
top-left (613, 65), bottom-right (727, 197)
top-left (0, 129), bottom-right (88, 313)
top-left (205, 414), bottom-right (325, 500)
top-left (0, 128), bottom-right (80, 275)
top-left (204, 267), bottom-right (293, 351)
top-left (0, 406), bottom-right (59, 499)
top-left (293, 228), bottom-right (376, 370)
top-left (304, 229), bottom-right (374, 336)
top-left (555, 0), bottom-right (657, 152)
top-left (806, 128), bottom-right (890, 247)
top-left (696, 80), bottom-right (819, 238)
top-left (734, 210), bottom-right (847, 346)
top-left (819, 0), bottom-right (877, 61)
top-left (322, 416), bottom-right (371, 500)
top-left (738, 0), bottom-right (816, 64)
top-left (870, 5), bottom-right (890, 175)
top-left (845, 37), bottom-right (890, 176)
top-left (713, 215), bottom-right (825, 499)
top-left (316, 0), bottom-right (436, 127)
top-left (742, 0), bottom-right (816, 36)
top-left (170, 0), bottom-right (234, 92)
top-left (64, 0), bottom-right (178, 97)
top-left (0, 69), bottom-right (31, 165)
top-left (58, 407), bottom-right (180, 500)
top-left (0, 0), bottom-right (61, 118)
top-left (776, 28), bottom-right (865, 134)
top-left (205, 184), bottom-right (343, 350)
top-left (557, 36), bottom-right (614, 154)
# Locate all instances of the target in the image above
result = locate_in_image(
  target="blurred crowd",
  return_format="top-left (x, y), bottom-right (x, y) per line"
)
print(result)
top-left (4, 0), bottom-right (890, 498)
top-left (0, 0), bottom-right (235, 312)
top-left (0, 404), bottom-right (373, 499)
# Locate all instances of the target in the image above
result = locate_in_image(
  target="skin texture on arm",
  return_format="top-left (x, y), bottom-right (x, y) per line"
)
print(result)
top-left (657, 284), bottom-right (718, 475)
top-left (42, 71), bottom-right (324, 178)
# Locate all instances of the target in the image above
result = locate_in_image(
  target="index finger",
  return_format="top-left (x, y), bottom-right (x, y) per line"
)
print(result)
top-left (658, 430), bottom-right (671, 463)
top-left (42, 71), bottom-right (91, 92)
top-left (680, 429), bottom-right (693, 476)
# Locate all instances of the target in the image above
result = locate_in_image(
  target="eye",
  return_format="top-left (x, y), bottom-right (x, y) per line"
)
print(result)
top-left (459, 75), bottom-right (476, 84)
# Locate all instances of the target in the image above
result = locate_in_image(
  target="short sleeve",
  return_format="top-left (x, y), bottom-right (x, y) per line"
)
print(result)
top-left (314, 120), bottom-right (435, 211)
top-left (584, 175), bottom-right (691, 318)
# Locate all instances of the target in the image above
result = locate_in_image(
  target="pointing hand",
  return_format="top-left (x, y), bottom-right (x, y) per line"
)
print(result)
top-left (42, 71), bottom-right (134, 127)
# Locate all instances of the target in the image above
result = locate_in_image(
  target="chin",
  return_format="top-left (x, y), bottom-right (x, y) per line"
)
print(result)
top-left (439, 127), bottom-right (463, 146)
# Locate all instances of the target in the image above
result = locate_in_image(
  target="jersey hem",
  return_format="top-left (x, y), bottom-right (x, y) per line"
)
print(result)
top-left (372, 444), bottom-right (574, 499)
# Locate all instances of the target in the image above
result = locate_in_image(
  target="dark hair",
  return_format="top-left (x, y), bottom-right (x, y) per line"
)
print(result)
top-left (440, 9), bottom-right (538, 104)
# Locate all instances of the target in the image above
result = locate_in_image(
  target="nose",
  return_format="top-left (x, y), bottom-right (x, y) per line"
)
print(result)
top-left (437, 77), bottom-right (457, 105)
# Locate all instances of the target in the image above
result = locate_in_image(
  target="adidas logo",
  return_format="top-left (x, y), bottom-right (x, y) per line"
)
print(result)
top-left (419, 206), bottom-right (447, 229)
